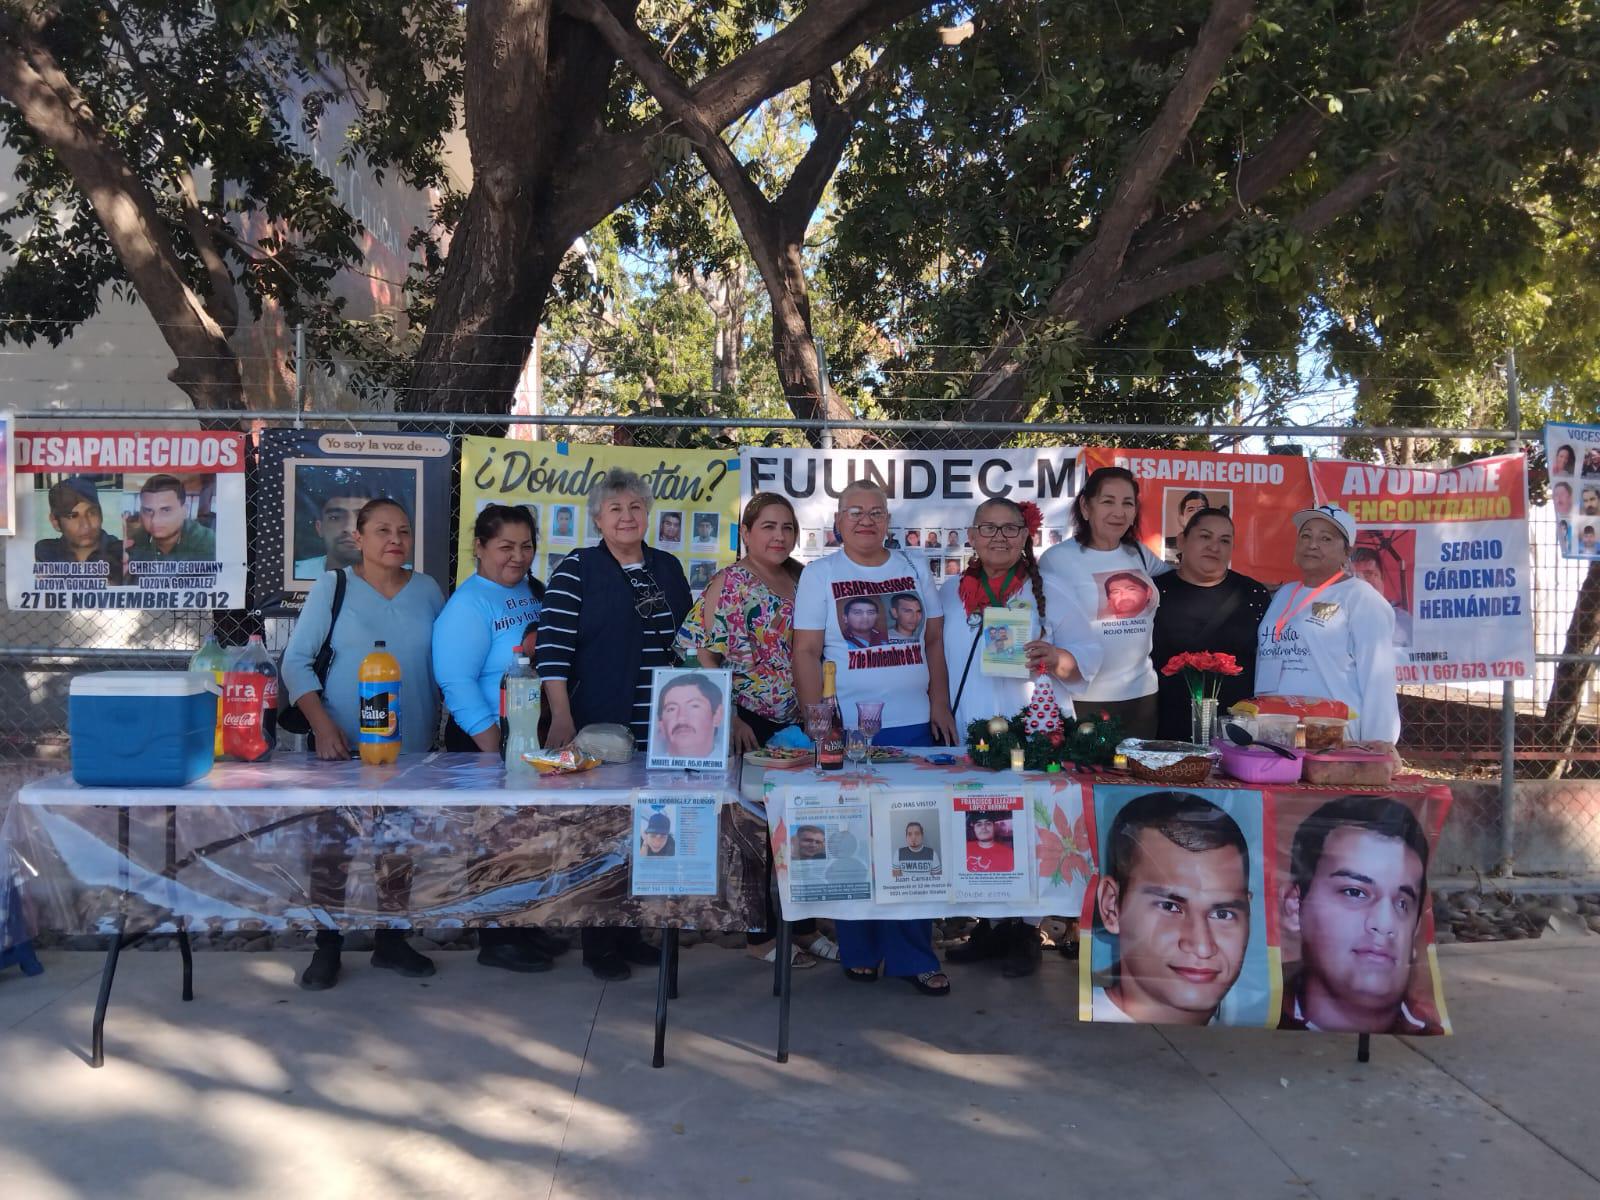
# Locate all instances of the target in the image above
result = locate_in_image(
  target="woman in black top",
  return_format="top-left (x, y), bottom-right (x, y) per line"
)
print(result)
top-left (1151, 509), bottom-right (1271, 741)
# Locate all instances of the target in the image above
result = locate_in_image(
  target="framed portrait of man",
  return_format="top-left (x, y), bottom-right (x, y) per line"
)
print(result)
top-left (646, 667), bottom-right (734, 771)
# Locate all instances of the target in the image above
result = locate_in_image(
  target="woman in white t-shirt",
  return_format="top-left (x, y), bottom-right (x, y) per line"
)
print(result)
top-left (794, 481), bottom-right (957, 997)
top-left (1037, 466), bottom-right (1171, 737)
top-left (1256, 504), bottom-right (1401, 743)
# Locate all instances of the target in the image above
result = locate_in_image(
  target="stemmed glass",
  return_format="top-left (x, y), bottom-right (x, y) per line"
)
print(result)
top-left (854, 702), bottom-right (885, 776)
top-left (803, 702), bottom-right (833, 771)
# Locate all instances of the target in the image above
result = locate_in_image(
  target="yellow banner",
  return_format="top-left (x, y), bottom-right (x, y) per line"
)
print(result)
top-left (456, 436), bottom-right (742, 589)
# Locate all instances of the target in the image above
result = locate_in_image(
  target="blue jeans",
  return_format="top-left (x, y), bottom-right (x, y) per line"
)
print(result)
top-left (837, 720), bottom-right (938, 976)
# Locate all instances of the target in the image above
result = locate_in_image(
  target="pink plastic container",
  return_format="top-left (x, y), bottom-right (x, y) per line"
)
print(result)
top-left (1217, 742), bottom-right (1304, 784)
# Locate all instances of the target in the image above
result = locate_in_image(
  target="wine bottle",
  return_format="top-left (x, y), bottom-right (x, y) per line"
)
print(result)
top-left (819, 660), bottom-right (845, 771)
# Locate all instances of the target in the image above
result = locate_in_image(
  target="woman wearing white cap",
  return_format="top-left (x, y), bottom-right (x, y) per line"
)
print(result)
top-left (1255, 504), bottom-right (1401, 742)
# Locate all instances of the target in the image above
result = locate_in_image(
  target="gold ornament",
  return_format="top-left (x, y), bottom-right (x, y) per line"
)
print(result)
top-left (987, 715), bottom-right (1011, 736)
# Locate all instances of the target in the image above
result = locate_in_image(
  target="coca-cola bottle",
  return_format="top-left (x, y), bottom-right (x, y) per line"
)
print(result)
top-left (222, 634), bottom-right (279, 762)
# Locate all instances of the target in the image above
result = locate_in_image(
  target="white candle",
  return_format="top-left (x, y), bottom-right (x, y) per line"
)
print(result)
top-left (1010, 747), bottom-right (1025, 771)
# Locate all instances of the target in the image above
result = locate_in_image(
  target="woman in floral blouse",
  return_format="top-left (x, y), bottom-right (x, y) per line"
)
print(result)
top-left (676, 491), bottom-right (837, 966)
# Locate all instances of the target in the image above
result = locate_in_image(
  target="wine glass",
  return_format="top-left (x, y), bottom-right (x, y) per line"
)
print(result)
top-left (803, 702), bottom-right (833, 770)
top-left (845, 729), bottom-right (870, 776)
top-left (855, 701), bottom-right (884, 769)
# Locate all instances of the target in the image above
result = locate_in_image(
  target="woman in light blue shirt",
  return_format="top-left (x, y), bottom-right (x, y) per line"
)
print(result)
top-left (433, 504), bottom-right (545, 752)
top-left (283, 498), bottom-right (444, 758)
top-left (282, 497), bottom-right (444, 990)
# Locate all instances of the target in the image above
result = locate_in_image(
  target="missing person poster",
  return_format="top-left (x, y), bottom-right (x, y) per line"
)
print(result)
top-left (742, 447), bottom-right (1081, 572)
top-left (252, 430), bottom-right (454, 614)
top-left (1080, 784), bottom-right (1273, 1028)
top-left (1310, 454), bottom-right (1536, 683)
top-left (980, 607), bottom-right (1032, 678)
top-left (630, 794), bottom-right (719, 896)
top-left (6, 430), bottom-right (245, 611)
top-left (646, 667), bottom-right (734, 771)
top-left (947, 790), bottom-right (1033, 903)
top-left (784, 788), bottom-right (873, 903)
top-left (871, 791), bottom-right (946, 902)
top-left (1084, 447), bottom-right (1315, 584)
top-left (458, 436), bottom-right (741, 587)
top-left (1546, 421), bottom-right (1600, 558)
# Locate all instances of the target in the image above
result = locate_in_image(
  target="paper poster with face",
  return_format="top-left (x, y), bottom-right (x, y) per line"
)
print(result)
top-left (1268, 787), bottom-right (1451, 1035)
top-left (6, 430), bottom-right (246, 611)
top-left (980, 606), bottom-right (1032, 678)
top-left (1546, 421), bottom-right (1600, 559)
top-left (784, 789), bottom-right (873, 903)
top-left (1084, 447), bottom-right (1314, 584)
top-left (630, 793), bottom-right (719, 896)
top-left (252, 430), bottom-right (453, 615)
top-left (740, 447), bottom-right (1081, 565)
top-left (946, 790), bottom-right (1033, 904)
top-left (1080, 784), bottom-right (1272, 1028)
top-left (646, 667), bottom-right (733, 771)
top-left (871, 791), bottom-right (947, 902)
top-left (1310, 454), bottom-right (1535, 682)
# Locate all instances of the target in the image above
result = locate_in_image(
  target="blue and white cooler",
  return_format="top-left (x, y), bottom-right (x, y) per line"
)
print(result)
top-left (69, 671), bottom-right (217, 787)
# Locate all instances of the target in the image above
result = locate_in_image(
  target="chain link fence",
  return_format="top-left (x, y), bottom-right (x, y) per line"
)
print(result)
top-left (3, 404), bottom-right (1597, 878)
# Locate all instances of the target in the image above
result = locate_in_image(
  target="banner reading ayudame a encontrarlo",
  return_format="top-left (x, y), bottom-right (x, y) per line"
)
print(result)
top-left (457, 437), bottom-right (741, 589)
top-left (6, 430), bottom-right (246, 612)
top-left (740, 447), bottom-right (1081, 580)
top-left (1310, 454), bottom-right (1535, 683)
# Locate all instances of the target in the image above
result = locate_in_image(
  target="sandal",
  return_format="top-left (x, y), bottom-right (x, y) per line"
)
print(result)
top-left (907, 970), bottom-right (951, 997)
top-left (797, 933), bottom-right (840, 962)
top-left (843, 965), bottom-right (880, 983)
top-left (749, 944), bottom-right (819, 969)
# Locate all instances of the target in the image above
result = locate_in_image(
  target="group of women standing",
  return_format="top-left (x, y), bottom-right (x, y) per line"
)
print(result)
top-left (280, 459), bottom-right (1402, 998)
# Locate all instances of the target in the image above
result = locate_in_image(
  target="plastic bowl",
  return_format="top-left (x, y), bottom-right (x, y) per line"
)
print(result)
top-left (1217, 742), bottom-right (1303, 784)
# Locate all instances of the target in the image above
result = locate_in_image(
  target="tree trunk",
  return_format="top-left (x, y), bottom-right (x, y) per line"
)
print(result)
top-left (0, 15), bottom-right (244, 412)
top-left (1537, 558), bottom-right (1600, 780)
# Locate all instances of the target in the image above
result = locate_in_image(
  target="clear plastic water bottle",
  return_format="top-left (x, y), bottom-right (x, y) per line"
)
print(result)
top-left (501, 655), bottom-right (541, 766)
top-left (222, 634), bottom-right (278, 762)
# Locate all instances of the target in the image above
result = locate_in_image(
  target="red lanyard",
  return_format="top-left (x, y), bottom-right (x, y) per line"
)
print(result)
top-left (1272, 575), bottom-right (1342, 642)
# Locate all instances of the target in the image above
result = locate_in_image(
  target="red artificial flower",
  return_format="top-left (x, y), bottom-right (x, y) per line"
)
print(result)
top-left (1212, 652), bottom-right (1244, 676)
top-left (1160, 653), bottom-right (1193, 677)
top-left (1018, 500), bottom-right (1044, 537)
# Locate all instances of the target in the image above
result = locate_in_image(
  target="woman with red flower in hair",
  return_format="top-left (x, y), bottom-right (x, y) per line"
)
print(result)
top-left (940, 496), bottom-right (1100, 976)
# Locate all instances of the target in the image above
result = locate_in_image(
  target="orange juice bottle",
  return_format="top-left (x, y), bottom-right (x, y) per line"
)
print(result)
top-left (357, 641), bottom-right (402, 766)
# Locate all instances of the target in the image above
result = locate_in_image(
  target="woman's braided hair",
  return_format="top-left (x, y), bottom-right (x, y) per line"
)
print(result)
top-left (962, 497), bottom-right (1046, 619)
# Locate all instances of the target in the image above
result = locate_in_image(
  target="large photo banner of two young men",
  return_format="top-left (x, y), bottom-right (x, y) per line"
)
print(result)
top-left (251, 430), bottom-right (454, 615)
top-left (457, 437), bottom-right (742, 589)
top-left (6, 430), bottom-right (246, 611)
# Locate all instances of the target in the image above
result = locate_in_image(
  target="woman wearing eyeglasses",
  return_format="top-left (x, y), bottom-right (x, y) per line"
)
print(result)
top-left (939, 497), bottom-right (1099, 978)
top-left (794, 480), bottom-right (957, 996)
top-left (535, 467), bottom-right (692, 981)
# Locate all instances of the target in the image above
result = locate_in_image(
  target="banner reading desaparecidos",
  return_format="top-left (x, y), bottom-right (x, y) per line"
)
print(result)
top-left (6, 430), bottom-right (245, 612)
top-left (1545, 421), bottom-right (1600, 559)
top-left (459, 437), bottom-right (741, 589)
top-left (1085, 446), bottom-right (1314, 585)
top-left (252, 430), bottom-right (454, 614)
top-left (1310, 454), bottom-right (1535, 683)
top-left (741, 447), bottom-right (1080, 578)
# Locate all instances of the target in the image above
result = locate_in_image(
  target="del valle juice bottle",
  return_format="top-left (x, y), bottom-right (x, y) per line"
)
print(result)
top-left (222, 635), bottom-right (278, 762)
top-left (358, 640), bottom-right (402, 766)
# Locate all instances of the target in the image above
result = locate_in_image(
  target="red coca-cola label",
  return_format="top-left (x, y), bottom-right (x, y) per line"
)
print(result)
top-left (222, 671), bottom-right (278, 761)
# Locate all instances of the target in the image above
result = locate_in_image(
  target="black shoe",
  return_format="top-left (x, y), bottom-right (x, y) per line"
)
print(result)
top-left (1057, 936), bottom-right (1080, 959)
top-left (619, 938), bottom-right (662, 967)
top-left (584, 952), bottom-right (631, 982)
top-left (370, 934), bottom-right (437, 978)
top-left (477, 940), bottom-right (555, 973)
top-left (1001, 924), bottom-right (1043, 978)
top-left (524, 927), bottom-right (572, 957)
top-left (945, 919), bottom-right (1004, 964)
top-left (299, 945), bottom-right (341, 991)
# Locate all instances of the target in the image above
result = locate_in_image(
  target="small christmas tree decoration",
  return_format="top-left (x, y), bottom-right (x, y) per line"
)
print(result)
top-left (1022, 676), bottom-right (1064, 737)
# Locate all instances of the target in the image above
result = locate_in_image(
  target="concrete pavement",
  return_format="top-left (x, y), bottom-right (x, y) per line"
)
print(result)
top-left (2, 938), bottom-right (1598, 1200)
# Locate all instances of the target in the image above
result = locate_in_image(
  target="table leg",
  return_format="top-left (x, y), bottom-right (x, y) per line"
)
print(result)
top-left (91, 805), bottom-right (132, 1069)
top-left (776, 920), bottom-right (792, 1065)
top-left (1357, 1033), bottom-right (1371, 1063)
top-left (651, 928), bottom-right (673, 1069)
top-left (667, 928), bottom-right (680, 1001)
top-left (166, 805), bottom-right (194, 1003)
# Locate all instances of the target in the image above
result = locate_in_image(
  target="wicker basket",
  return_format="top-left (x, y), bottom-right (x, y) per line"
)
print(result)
top-left (1124, 756), bottom-right (1215, 785)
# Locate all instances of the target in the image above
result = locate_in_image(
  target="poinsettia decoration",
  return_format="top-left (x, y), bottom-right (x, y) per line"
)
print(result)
top-left (1034, 798), bottom-right (1093, 889)
top-left (1160, 651), bottom-right (1244, 704)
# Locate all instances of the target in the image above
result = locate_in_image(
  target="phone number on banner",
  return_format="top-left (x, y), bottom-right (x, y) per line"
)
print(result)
top-left (1397, 659), bottom-right (1528, 682)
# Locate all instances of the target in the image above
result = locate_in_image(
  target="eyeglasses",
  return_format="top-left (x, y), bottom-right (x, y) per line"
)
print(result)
top-left (841, 506), bottom-right (889, 522)
top-left (625, 568), bottom-right (668, 619)
top-left (975, 522), bottom-right (1026, 538)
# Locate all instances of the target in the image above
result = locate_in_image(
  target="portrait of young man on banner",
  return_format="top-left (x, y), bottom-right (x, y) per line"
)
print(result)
top-left (646, 667), bottom-right (734, 771)
top-left (1083, 786), bottom-right (1271, 1027)
top-left (1274, 793), bottom-right (1449, 1035)
top-left (288, 462), bottom-right (420, 582)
